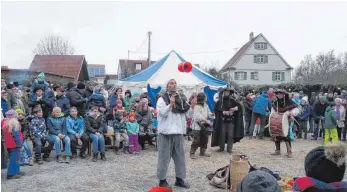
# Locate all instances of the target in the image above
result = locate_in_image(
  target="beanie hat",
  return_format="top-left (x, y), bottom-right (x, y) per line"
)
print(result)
top-left (319, 96), bottom-right (327, 103)
top-left (15, 108), bottom-right (24, 115)
top-left (128, 111), bottom-right (136, 119)
top-left (305, 143), bottom-right (346, 183)
top-left (67, 82), bottom-right (76, 91)
top-left (141, 87), bottom-right (147, 94)
top-left (77, 82), bottom-right (86, 89)
top-left (237, 170), bottom-right (281, 192)
top-left (5, 110), bottom-right (18, 119)
top-left (116, 99), bottom-right (122, 105)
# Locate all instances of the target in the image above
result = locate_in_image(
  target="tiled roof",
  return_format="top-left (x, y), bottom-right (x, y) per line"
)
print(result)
top-left (118, 59), bottom-right (156, 74)
top-left (220, 34), bottom-right (259, 72)
top-left (29, 55), bottom-right (89, 81)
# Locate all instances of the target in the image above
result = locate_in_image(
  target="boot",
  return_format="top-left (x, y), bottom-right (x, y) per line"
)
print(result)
top-left (100, 152), bottom-right (107, 161)
top-left (199, 148), bottom-right (211, 157)
top-left (65, 156), bottom-right (71, 164)
top-left (123, 146), bottom-right (129, 154)
top-left (271, 150), bottom-right (281, 156)
top-left (6, 175), bottom-right (21, 180)
top-left (159, 179), bottom-right (172, 189)
top-left (79, 152), bottom-right (87, 159)
top-left (217, 148), bottom-right (224, 152)
top-left (190, 153), bottom-right (198, 159)
top-left (285, 142), bottom-right (292, 158)
top-left (35, 154), bottom-right (43, 165)
top-left (174, 177), bottom-right (190, 189)
top-left (56, 155), bottom-right (64, 163)
top-left (114, 147), bottom-right (120, 155)
top-left (93, 152), bottom-right (98, 162)
top-left (29, 157), bottom-right (34, 166)
top-left (42, 153), bottom-right (51, 162)
top-left (71, 153), bottom-right (77, 159)
top-left (287, 151), bottom-right (293, 158)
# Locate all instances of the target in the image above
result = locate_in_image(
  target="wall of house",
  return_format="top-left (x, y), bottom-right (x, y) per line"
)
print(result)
top-left (225, 69), bottom-right (292, 86)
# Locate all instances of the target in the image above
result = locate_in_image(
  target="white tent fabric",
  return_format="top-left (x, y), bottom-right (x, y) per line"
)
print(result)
top-left (117, 50), bottom-right (227, 96)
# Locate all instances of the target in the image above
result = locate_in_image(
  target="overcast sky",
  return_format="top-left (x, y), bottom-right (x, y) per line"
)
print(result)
top-left (2, 1), bottom-right (347, 74)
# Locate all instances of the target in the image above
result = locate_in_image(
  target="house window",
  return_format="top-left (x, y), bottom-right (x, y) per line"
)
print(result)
top-left (254, 42), bottom-right (267, 50)
top-left (251, 72), bottom-right (259, 80)
top-left (135, 64), bottom-right (142, 70)
top-left (272, 71), bottom-right (285, 81)
top-left (234, 72), bottom-right (247, 80)
top-left (254, 55), bottom-right (268, 63)
top-left (100, 68), bottom-right (105, 76)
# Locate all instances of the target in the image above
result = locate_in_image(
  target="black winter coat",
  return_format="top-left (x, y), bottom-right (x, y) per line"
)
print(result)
top-left (66, 88), bottom-right (87, 116)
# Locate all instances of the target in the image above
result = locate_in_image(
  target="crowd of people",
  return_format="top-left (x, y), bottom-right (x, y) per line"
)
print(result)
top-left (1, 75), bottom-right (347, 191)
top-left (1, 75), bottom-right (161, 180)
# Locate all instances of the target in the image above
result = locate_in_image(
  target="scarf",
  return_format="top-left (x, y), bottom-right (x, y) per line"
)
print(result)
top-left (335, 105), bottom-right (341, 120)
top-left (162, 92), bottom-right (190, 114)
top-left (292, 177), bottom-right (347, 191)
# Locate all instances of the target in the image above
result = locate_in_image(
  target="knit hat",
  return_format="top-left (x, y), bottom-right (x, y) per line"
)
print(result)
top-left (319, 96), bottom-right (327, 103)
top-left (5, 110), bottom-right (18, 119)
top-left (128, 111), bottom-right (136, 119)
top-left (15, 108), bottom-right (24, 115)
top-left (305, 143), bottom-right (346, 183)
top-left (237, 170), bottom-right (281, 192)
top-left (67, 82), bottom-right (76, 90)
top-left (77, 82), bottom-right (86, 89)
top-left (116, 99), bottom-right (122, 105)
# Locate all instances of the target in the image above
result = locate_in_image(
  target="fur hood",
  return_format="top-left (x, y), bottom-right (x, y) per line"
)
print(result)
top-left (324, 143), bottom-right (346, 167)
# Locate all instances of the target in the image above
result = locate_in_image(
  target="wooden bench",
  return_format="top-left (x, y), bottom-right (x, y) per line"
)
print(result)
top-left (87, 133), bottom-right (115, 156)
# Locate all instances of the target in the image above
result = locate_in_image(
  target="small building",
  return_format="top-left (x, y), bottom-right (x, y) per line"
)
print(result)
top-left (106, 74), bottom-right (118, 84)
top-left (88, 64), bottom-right (106, 84)
top-left (29, 55), bottom-right (90, 82)
top-left (1, 66), bottom-right (74, 85)
top-left (117, 59), bottom-right (156, 80)
top-left (219, 32), bottom-right (293, 86)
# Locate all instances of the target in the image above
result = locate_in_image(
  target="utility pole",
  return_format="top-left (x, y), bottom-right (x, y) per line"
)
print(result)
top-left (148, 31), bottom-right (152, 65)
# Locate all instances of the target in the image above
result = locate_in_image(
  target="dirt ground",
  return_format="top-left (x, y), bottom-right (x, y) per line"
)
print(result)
top-left (1, 137), bottom-right (346, 192)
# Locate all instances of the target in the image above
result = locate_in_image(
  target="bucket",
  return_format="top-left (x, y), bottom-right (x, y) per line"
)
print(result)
top-left (229, 154), bottom-right (249, 192)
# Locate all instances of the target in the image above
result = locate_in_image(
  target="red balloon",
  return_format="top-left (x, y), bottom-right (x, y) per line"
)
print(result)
top-left (183, 62), bottom-right (193, 73)
top-left (178, 62), bottom-right (185, 72)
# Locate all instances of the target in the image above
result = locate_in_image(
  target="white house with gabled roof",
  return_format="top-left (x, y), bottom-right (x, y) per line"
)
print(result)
top-left (219, 32), bottom-right (293, 86)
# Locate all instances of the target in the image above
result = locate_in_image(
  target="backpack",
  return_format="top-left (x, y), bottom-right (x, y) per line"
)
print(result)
top-left (206, 165), bottom-right (230, 189)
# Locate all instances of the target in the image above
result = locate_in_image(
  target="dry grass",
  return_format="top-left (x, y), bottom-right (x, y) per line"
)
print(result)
top-left (1, 137), bottom-right (346, 192)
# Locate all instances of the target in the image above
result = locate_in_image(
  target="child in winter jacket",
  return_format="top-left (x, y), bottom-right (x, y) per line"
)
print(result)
top-left (29, 107), bottom-right (53, 164)
top-left (152, 109), bottom-right (158, 133)
top-left (296, 97), bottom-right (311, 140)
top-left (2, 110), bottom-right (23, 179)
top-left (85, 106), bottom-right (106, 162)
top-left (47, 107), bottom-right (71, 163)
top-left (113, 99), bottom-right (127, 117)
top-left (112, 111), bottom-right (129, 154)
top-left (324, 105), bottom-right (339, 145)
top-left (15, 108), bottom-right (33, 166)
top-left (126, 112), bottom-right (140, 154)
top-left (66, 107), bottom-right (89, 159)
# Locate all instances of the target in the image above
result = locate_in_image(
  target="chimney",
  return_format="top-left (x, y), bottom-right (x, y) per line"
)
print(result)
top-left (249, 32), bottom-right (254, 41)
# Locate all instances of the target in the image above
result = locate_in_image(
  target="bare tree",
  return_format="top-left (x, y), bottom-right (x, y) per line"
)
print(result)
top-left (33, 35), bottom-right (75, 55)
top-left (294, 50), bottom-right (347, 85)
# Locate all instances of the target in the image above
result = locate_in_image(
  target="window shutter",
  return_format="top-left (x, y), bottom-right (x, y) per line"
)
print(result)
top-left (251, 72), bottom-right (254, 80)
top-left (244, 72), bottom-right (247, 80)
top-left (264, 55), bottom-right (268, 63)
top-left (264, 43), bottom-right (267, 49)
top-left (272, 72), bottom-right (276, 81)
top-left (254, 43), bottom-right (257, 49)
top-left (253, 55), bottom-right (257, 63)
top-left (281, 72), bottom-right (285, 81)
top-left (234, 72), bottom-right (238, 80)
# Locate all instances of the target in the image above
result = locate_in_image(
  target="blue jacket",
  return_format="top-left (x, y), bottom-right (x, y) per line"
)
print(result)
top-left (47, 116), bottom-right (66, 135)
top-left (56, 95), bottom-right (70, 115)
top-left (296, 105), bottom-right (311, 120)
top-left (66, 116), bottom-right (85, 136)
top-left (252, 92), bottom-right (272, 116)
top-left (87, 93), bottom-right (106, 109)
top-left (292, 98), bottom-right (301, 105)
top-left (1, 98), bottom-right (9, 115)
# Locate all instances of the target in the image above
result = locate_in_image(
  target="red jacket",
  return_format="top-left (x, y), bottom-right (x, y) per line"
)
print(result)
top-left (1, 119), bottom-right (23, 149)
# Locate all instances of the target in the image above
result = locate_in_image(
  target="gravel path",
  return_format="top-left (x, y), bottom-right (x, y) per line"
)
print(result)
top-left (1, 137), bottom-right (346, 192)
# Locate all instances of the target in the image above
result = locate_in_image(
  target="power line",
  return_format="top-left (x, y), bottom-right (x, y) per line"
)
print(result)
top-left (134, 37), bottom-right (148, 52)
top-left (129, 49), bottom-right (234, 55)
